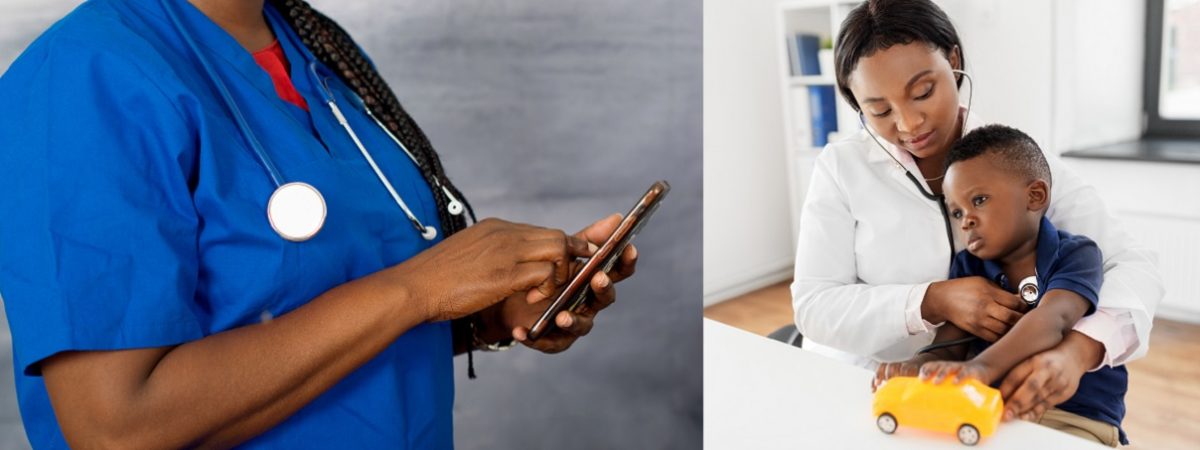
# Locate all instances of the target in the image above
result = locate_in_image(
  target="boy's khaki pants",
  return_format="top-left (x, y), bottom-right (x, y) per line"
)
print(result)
top-left (1037, 408), bottom-right (1121, 447)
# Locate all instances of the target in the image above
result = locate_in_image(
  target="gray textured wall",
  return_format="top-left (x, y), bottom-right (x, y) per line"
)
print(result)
top-left (0, 0), bottom-right (701, 448)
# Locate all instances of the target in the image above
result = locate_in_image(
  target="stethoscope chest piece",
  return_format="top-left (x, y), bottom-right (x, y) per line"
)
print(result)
top-left (268, 182), bottom-right (327, 242)
top-left (1018, 275), bottom-right (1039, 307)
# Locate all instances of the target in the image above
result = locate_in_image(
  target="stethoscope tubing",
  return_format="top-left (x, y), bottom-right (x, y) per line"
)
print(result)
top-left (163, 0), bottom-right (458, 241)
top-left (313, 64), bottom-right (437, 240)
top-left (860, 69), bottom-right (974, 269)
top-left (161, 0), bottom-right (285, 188)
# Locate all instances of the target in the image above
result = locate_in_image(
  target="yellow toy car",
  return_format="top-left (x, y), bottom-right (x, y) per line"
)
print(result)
top-left (872, 376), bottom-right (1003, 446)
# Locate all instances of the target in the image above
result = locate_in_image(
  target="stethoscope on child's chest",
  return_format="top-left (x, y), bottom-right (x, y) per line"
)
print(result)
top-left (162, 0), bottom-right (462, 242)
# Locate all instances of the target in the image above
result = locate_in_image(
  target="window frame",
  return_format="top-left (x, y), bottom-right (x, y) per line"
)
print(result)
top-left (1144, 0), bottom-right (1200, 138)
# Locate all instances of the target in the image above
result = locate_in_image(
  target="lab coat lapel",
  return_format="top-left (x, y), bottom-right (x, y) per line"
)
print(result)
top-left (863, 137), bottom-right (942, 214)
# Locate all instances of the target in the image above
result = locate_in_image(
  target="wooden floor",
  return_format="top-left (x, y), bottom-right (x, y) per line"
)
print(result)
top-left (704, 281), bottom-right (1200, 450)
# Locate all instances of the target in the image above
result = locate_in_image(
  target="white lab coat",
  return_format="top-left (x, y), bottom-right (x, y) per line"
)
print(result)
top-left (791, 112), bottom-right (1164, 369)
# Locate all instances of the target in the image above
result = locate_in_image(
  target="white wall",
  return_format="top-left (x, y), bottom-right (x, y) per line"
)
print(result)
top-left (938, 0), bottom-right (1055, 150)
top-left (1063, 159), bottom-right (1200, 324)
top-left (939, 0), bottom-right (1145, 154)
top-left (1051, 0), bottom-right (1145, 152)
top-left (703, 0), bottom-right (795, 306)
top-left (1050, 0), bottom-right (1200, 323)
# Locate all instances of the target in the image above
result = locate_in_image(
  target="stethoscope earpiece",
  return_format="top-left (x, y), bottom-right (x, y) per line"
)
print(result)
top-left (447, 200), bottom-right (464, 216)
top-left (441, 186), bottom-right (464, 216)
top-left (421, 226), bottom-right (438, 241)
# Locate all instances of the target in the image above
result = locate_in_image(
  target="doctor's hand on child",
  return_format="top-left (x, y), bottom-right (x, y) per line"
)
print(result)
top-left (923, 276), bottom-right (1026, 342)
top-left (997, 330), bottom-right (1101, 422)
top-left (488, 213), bottom-right (639, 354)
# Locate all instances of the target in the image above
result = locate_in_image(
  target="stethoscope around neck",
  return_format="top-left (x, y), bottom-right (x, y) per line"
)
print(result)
top-left (859, 69), bottom-right (974, 268)
top-left (162, 0), bottom-right (461, 242)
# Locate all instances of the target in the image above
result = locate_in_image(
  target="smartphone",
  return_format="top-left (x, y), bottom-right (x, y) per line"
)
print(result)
top-left (527, 180), bottom-right (670, 341)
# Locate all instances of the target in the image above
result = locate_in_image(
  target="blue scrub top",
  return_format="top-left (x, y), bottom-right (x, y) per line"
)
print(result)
top-left (0, 0), bottom-right (456, 448)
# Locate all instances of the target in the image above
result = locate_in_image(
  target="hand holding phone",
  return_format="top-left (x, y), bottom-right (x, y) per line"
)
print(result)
top-left (527, 180), bottom-right (669, 341)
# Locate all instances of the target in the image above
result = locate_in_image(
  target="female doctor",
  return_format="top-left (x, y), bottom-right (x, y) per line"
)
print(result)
top-left (791, 0), bottom-right (1162, 425)
top-left (0, 0), bottom-right (637, 448)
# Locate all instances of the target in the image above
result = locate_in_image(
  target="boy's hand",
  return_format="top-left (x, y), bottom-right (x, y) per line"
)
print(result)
top-left (872, 353), bottom-right (936, 392)
top-left (919, 360), bottom-right (996, 385)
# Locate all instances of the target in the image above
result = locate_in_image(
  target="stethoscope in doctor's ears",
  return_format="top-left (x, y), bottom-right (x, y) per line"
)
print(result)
top-left (859, 68), bottom-right (975, 270)
top-left (162, 0), bottom-right (464, 243)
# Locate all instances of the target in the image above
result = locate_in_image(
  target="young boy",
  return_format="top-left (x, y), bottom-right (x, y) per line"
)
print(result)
top-left (875, 125), bottom-right (1127, 446)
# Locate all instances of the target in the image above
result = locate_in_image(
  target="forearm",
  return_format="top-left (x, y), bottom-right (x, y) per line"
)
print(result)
top-left (792, 281), bottom-right (925, 356)
top-left (1060, 329), bottom-right (1106, 372)
top-left (130, 271), bottom-right (426, 449)
top-left (920, 280), bottom-right (948, 324)
top-left (973, 297), bottom-right (1085, 383)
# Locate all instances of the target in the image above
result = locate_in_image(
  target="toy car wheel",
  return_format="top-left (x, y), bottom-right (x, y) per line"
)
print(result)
top-left (957, 424), bottom-right (980, 446)
top-left (876, 413), bottom-right (897, 434)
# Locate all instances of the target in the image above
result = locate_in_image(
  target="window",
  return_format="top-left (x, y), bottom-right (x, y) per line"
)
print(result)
top-left (1145, 0), bottom-right (1200, 136)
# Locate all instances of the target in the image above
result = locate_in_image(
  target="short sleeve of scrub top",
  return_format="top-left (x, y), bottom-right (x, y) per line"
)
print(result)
top-left (0, 1), bottom-right (456, 448)
top-left (0, 33), bottom-right (205, 375)
top-left (0, 20), bottom-right (205, 450)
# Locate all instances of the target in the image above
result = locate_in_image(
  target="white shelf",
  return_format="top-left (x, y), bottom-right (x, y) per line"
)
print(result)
top-left (776, 0), bottom-right (862, 248)
top-left (789, 75), bottom-right (835, 87)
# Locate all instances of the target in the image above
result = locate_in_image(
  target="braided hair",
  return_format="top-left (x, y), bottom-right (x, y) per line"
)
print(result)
top-left (267, 0), bottom-right (475, 236)
top-left (266, 1), bottom-right (490, 377)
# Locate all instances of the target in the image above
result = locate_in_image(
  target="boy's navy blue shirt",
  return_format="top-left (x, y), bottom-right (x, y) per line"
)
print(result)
top-left (949, 216), bottom-right (1128, 444)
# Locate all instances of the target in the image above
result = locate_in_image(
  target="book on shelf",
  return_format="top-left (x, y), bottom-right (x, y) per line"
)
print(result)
top-left (788, 33), bottom-right (838, 148)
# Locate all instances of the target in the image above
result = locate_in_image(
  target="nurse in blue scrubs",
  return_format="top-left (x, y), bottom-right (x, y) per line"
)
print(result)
top-left (0, 0), bottom-right (638, 448)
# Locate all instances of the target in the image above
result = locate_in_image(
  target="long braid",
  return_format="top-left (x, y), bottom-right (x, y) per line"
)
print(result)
top-left (268, 0), bottom-right (474, 236)
top-left (267, 0), bottom-right (484, 378)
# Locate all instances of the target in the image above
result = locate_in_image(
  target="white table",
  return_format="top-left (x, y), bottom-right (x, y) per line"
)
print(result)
top-left (703, 319), bottom-right (1108, 449)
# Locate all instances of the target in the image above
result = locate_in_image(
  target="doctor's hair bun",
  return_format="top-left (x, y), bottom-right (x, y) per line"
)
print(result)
top-left (834, 0), bottom-right (965, 113)
top-left (945, 124), bottom-right (1052, 186)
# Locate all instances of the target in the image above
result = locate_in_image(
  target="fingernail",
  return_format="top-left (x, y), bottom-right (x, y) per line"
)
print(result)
top-left (1004, 410), bottom-right (1014, 421)
top-left (628, 246), bottom-right (638, 259)
top-left (598, 273), bottom-right (611, 287)
top-left (588, 242), bottom-right (599, 253)
top-left (559, 315), bottom-right (573, 327)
